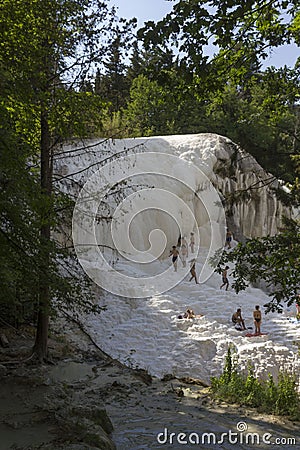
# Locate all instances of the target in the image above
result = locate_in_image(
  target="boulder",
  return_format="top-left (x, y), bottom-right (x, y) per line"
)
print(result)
top-left (70, 405), bottom-right (114, 434)
top-left (0, 364), bottom-right (8, 377)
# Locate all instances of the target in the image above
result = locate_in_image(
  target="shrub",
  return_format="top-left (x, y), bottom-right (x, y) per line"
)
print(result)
top-left (210, 347), bottom-right (300, 419)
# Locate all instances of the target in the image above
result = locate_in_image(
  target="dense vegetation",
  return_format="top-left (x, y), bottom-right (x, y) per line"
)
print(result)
top-left (211, 217), bottom-right (300, 313)
top-left (211, 347), bottom-right (300, 419)
top-left (0, 0), bottom-right (300, 358)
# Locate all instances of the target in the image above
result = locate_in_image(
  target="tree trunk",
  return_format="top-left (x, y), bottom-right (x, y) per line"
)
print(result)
top-left (33, 109), bottom-right (52, 361)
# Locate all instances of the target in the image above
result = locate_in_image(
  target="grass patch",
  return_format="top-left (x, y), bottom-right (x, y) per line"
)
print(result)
top-left (211, 346), bottom-right (300, 420)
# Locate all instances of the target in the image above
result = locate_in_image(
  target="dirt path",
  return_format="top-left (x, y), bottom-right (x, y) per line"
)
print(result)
top-left (106, 377), bottom-right (300, 449)
top-left (0, 323), bottom-right (299, 450)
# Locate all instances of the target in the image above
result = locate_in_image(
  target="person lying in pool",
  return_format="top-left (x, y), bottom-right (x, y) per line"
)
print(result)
top-left (178, 309), bottom-right (203, 319)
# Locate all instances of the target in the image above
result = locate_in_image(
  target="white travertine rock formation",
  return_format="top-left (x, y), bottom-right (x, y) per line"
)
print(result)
top-left (55, 134), bottom-right (299, 385)
top-left (56, 133), bottom-right (293, 249)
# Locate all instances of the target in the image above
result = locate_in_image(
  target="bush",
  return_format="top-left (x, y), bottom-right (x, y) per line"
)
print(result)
top-left (210, 346), bottom-right (300, 419)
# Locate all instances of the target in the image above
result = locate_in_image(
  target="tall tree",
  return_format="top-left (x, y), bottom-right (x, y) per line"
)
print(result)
top-left (94, 21), bottom-right (136, 113)
top-left (0, 103), bottom-right (40, 325)
top-left (126, 40), bottom-right (144, 85)
top-left (0, 0), bottom-right (124, 360)
top-left (211, 218), bottom-right (300, 313)
top-left (139, 0), bottom-right (299, 89)
top-left (201, 66), bottom-right (300, 181)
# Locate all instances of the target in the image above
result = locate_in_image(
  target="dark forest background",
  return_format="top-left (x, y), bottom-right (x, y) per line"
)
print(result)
top-left (0, 0), bottom-right (299, 358)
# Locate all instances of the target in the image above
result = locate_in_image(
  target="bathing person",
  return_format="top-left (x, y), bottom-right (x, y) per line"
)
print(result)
top-left (189, 259), bottom-right (198, 284)
top-left (220, 266), bottom-right (230, 290)
top-left (184, 309), bottom-right (195, 319)
top-left (181, 235), bottom-right (188, 246)
top-left (225, 230), bottom-right (233, 249)
top-left (181, 236), bottom-right (188, 253)
top-left (253, 305), bottom-right (262, 334)
top-left (189, 232), bottom-right (195, 253)
top-left (177, 234), bottom-right (181, 247)
top-left (178, 308), bottom-right (203, 319)
top-left (232, 308), bottom-right (246, 330)
top-left (169, 246), bottom-right (179, 272)
top-left (180, 244), bottom-right (188, 267)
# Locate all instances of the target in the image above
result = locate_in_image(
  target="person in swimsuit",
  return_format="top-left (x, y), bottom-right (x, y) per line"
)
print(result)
top-left (178, 308), bottom-right (199, 319)
top-left (189, 232), bottom-right (195, 253)
top-left (189, 259), bottom-right (199, 284)
top-left (232, 308), bottom-right (246, 330)
top-left (169, 246), bottom-right (179, 272)
top-left (220, 266), bottom-right (230, 290)
top-left (181, 236), bottom-right (188, 254)
top-left (180, 243), bottom-right (188, 267)
top-left (225, 230), bottom-right (233, 249)
top-left (184, 309), bottom-right (195, 319)
top-left (253, 305), bottom-right (262, 334)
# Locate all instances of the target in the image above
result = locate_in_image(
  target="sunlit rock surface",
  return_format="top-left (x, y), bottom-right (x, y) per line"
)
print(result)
top-left (56, 133), bottom-right (293, 248)
top-left (54, 134), bottom-right (299, 384)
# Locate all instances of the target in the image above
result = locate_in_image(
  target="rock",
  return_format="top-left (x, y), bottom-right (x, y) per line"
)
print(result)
top-left (161, 373), bottom-right (176, 381)
top-left (133, 368), bottom-right (152, 385)
top-left (66, 417), bottom-right (116, 450)
top-left (81, 422), bottom-right (116, 450)
top-left (178, 376), bottom-right (210, 387)
top-left (43, 444), bottom-right (101, 450)
top-left (0, 364), bottom-right (8, 377)
top-left (63, 445), bottom-right (101, 450)
top-left (0, 333), bottom-right (9, 348)
top-left (70, 406), bottom-right (114, 434)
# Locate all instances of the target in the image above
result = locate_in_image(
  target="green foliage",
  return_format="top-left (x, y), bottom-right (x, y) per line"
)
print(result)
top-left (210, 218), bottom-right (300, 313)
top-left (139, 1), bottom-right (298, 84)
top-left (211, 347), bottom-right (300, 418)
top-left (0, 104), bottom-right (39, 323)
top-left (1, 0), bottom-right (299, 358)
top-left (94, 24), bottom-right (137, 115)
top-left (49, 89), bottom-right (106, 139)
top-left (108, 35), bottom-right (299, 183)
top-left (127, 0), bottom-right (299, 184)
top-left (122, 74), bottom-right (172, 136)
top-left (0, 102), bottom-right (101, 325)
top-left (200, 68), bottom-right (300, 181)
top-left (86, 3), bottom-right (300, 185)
top-left (0, 0), bottom-right (125, 345)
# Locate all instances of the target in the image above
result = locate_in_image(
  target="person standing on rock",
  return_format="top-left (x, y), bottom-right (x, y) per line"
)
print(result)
top-left (253, 305), bottom-right (262, 335)
top-left (225, 229), bottom-right (233, 249)
top-left (169, 246), bottom-right (179, 272)
top-left (181, 236), bottom-right (188, 253)
top-left (189, 232), bottom-right (195, 253)
top-left (180, 243), bottom-right (188, 268)
top-left (220, 266), bottom-right (230, 290)
top-left (189, 259), bottom-right (199, 284)
top-left (177, 234), bottom-right (181, 247)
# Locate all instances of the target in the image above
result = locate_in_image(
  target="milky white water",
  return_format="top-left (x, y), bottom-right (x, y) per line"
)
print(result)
top-left (56, 133), bottom-right (300, 385)
top-left (87, 242), bottom-right (300, 385)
